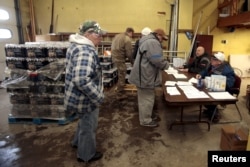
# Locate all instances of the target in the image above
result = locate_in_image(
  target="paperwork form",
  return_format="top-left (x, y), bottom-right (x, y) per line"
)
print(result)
top-left (208, 92), bottom-right (236, 99)
top-left (178, 85), bottom-right (199, 93)
top-left (173, 73), bottom-right (187, 79)
top-left (178, 85), bottom-right (210, 99)
top-left (184, 91), bottom-right (210, 99)
top-left (165, 69), bottom-right (178, 74)
top-left (165, 81), bottom-right (176, 86)
top-left (176, 81), bottom-right (192, 86)
top-left (166, 87), bottom-right (181, 95)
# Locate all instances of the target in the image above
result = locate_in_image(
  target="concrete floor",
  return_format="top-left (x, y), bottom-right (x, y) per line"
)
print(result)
top-left (0, 79), bottom-right (249, 167)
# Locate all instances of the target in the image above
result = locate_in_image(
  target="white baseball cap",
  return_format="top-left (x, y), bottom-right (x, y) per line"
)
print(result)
top-left (213, 52), bottom-right (225, 62)
top-left (141, 27), bottom-right (152, 36)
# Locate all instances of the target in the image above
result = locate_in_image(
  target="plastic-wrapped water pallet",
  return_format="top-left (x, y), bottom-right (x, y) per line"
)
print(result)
top-left (100, 62), bottom-right (113, 70)
top-left (103, 78), bottom-right (113, 88)
top-left (102, 67), bottom-right (117, 79)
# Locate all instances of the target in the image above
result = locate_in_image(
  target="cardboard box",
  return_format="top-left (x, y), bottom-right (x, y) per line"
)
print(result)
top-left (35, 35), bottom-right (61, 42)
top-left (247, 134), bottom-right (250, 151)
top-left (220, 125), bottom-right (248, 151)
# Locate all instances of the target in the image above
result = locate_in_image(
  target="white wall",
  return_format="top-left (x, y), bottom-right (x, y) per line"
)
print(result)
top-left (229, 54), bottom-right (250, 77)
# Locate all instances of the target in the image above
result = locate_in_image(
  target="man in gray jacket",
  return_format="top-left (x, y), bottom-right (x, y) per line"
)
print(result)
top-left (128, 29), bottom-right (169, 127)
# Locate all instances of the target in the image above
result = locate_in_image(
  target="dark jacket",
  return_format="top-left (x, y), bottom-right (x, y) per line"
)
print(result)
top-left (200, 61), bottom-right (235, 91)
top-left (132, 39), bottom-right (139, 60)
top-left (184, 53), bottom-right (210, 73)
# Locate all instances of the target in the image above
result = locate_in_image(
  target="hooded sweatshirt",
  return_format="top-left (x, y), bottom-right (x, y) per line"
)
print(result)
top-left (64, 33), bottom-right (104, 114)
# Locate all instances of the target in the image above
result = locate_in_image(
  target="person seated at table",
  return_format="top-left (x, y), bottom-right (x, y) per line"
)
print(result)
top-left (196, 52), bottom-right (235, 123)
top-left (178, 46), bottom-right (210, 73)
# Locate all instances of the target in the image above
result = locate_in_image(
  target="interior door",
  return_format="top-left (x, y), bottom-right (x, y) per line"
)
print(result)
top-left (0, 0), bottom-right (19, 81)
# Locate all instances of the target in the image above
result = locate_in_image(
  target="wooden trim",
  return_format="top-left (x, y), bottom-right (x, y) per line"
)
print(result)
top-left (29, 0), bottom-right (36, 41)
top-left (217, 11), bottom-right (250, 27)
top-left (178, 29), bottom-right (193, 33)
top-left (218, 0), bottom-right (234, 9)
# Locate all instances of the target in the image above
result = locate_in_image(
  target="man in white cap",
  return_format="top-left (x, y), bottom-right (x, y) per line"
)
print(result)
top-left (129, 28), bottom-right (170, 127)
top-left (196, 52), bottom-right (235, 123)
top-left (65, 20), bottom-right (106, 163)
top-left (133, 27), bottom-right (152, 60)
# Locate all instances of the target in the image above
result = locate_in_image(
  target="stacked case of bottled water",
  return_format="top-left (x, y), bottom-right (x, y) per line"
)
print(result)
top-left (3, 42), bottom-right (69, 120)
top-left (98, 54), bottom-right (118, 88)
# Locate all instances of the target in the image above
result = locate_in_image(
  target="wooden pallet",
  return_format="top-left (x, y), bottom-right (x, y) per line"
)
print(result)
top-left (124, 84), bottom-right (137, 94)
top-left (8, 114), bottom-right (78, 125)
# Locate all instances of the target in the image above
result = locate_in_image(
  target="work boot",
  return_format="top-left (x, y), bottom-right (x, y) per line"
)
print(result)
top-left (141, 121), bottom-right (158, 127)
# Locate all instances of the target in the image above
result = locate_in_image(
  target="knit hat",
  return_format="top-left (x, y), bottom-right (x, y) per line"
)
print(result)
top-left (79, 20), bottom-right (106, 35)
top-left (141, 27), bottom-right (152, 36)
top-left (154, 28), bottom-right (168, 40)
top-left (212, 52), bottom-right (225, 62)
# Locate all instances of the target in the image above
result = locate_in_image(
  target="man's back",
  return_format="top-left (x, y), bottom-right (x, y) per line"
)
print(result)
top-left (110, 27), bottom-right (134, 100)
top-left (111, 33), bottom-right (133, 62)
top-left (111, 33), bottom-right (126, 51)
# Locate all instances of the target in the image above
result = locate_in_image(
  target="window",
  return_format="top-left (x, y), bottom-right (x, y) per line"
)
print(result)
top-left (0, 29), bottom-right (12, 39)
top-left (0, 9), bottom-right (12, 39)
top-left (0, 9), bottom-right (9, 20)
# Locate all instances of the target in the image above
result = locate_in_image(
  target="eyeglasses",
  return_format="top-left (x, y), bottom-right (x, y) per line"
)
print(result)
top-left (91, 32), bottom-right (102, 38)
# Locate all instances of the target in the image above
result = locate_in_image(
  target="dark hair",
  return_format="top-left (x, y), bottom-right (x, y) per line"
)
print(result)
top-left (126, 27), bottom-right (134, 33)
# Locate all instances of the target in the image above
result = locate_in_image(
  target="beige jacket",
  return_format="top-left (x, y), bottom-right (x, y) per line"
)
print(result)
top-left (111, 33), bottom-right (133, 63)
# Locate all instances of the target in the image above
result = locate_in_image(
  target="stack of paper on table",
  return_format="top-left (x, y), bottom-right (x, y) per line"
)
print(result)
top-left (178, 85), bottom-right (209, 99)
top-left (178, 85), bottom-right (199, 93)
top-left (176, 81), bottom-right (192, 86)
top-left (165, 69), bottom-right (178, 74)
top-left (166, 87), bottom-right (181, 95)
top-left (173, 73), bottom-right (187, 79)
top-left (208, 92), bottom-right (236, 99)
top-left (165, 81), bottom-right (176, 86)
top-left (184, 91), bottom-right (209, 99)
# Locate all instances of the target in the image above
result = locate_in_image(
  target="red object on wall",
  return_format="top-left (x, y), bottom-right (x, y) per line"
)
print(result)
top-left (192, 35), bottom-right (214, 57)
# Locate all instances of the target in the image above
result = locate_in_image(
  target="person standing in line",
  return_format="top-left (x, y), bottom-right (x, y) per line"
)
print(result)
top-left (128, 28), bottom-right (170, 127)
top-left (132, 27), bottom-right (152, 60)
top-left (64, 20), bottom-right (106, 163)
top-left (178, 46), bottom-right (210, 73)
top-left (111, 27), bottom-right (134, 100)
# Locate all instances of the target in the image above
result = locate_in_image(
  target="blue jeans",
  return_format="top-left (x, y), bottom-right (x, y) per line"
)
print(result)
top-left (71, 107), bottom-right (99, 161)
